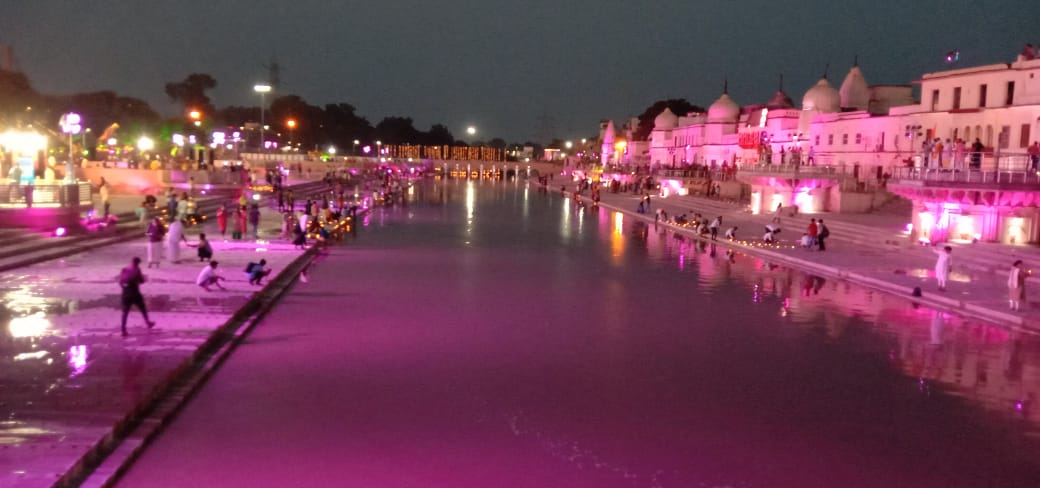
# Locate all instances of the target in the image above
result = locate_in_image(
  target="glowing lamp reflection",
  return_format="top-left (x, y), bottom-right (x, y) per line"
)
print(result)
top-left (9, 312), bottom-right (51, 338)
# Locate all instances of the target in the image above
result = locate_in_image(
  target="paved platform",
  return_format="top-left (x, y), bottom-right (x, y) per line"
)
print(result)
top-left (0, 203), bottom-right (311, 487)
top-left (556, 183), bottom-right (1038, 330)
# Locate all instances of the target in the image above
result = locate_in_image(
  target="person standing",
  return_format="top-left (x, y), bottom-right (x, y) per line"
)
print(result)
top-left (216, 204), bottom-right (227, 236)
top-left (166, 219), bottom-right (187, 263)
top-left (934, 245), bottom-right (953, 291)
top-left (772, 202), bottom-right (783, 224)
top-left (196, 261), bottom-right (227, 291)
top-left (146, 217), bottom-right (165, 268)
top-left (118, 257), bottom-right (156, 336)
top-left (236, 206), bottom-right (248, 240)
top-left (248, 204), bottom-right (261, 239)
top-left (166, 191), bottom-right (178, 218)
top-left (817, 219), bottom-right (830, 251)
top-left (176, 192), bottom-right (190, 220)
top-left (98, 177), bottom-right (110, 218)
top-left (1028, 141), bottom-right (1040, 172)
top-left (286, 189), bottom-right (295, 213)
top-left (807, 218), bottom-right (819, 250)
top-left (954, 139), bottom-right (967, 170)
top-left (971, 138), bottom-right (984, 169)
top-left (1008, 260), bottom-right (1027, 311)
top-left (942, 139), bottom-right (953, 169)
top-left (709, 216), bottom-right (722, 241)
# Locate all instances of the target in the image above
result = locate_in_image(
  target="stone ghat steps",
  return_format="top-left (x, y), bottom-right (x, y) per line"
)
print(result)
top-left (0, 182), bottom-right (333, 273)
top-left (675, 195), bottom-right (1040, 276)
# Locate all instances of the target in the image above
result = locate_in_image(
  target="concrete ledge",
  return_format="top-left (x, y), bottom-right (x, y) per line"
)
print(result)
top-left (554, 184), bottom-right (1034, 332)
top-left (58, 247), bottom-right (320, 488)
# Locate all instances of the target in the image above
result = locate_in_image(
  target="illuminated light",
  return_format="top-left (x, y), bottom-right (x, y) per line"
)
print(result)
top-left (212, 131), bottom-right (226, 144)
top-left (189, 110), bottom-right (201, 120)
top-left (252, 194), bottom-right (261, 201)
top-left (253, 84), bottom-right (272, 94)
top-left (328, 146), bottom-right (336, 155)
top-left (172, 134), bottom-right (185, 146)
top-left (137, 136), bottom-right (155, 151)
top-left (0, 130), bottom-right (48, 155)
top-left (362, 145), bottom-right (371, 154)
top-left (904, 223), bottom-right (913, 234)
top-left (466, 126), bottom-right (477, 136)
top-left (9, 312), bottom-right (50, 338)
top-left (68, 345), bottom-right (88, 377)
top-left (286, 119), bottom-right (296, 128)
top-left (14, 351), bottom-right (48, 361)
top-left (54, 227), bottom-right (66, 237)
top-left (188, 135), bottom-right (197, 145)
top-left (759, 108), bottom-right (768, 128)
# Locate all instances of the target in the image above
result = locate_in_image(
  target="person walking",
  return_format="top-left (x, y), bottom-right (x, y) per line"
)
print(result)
top-left (709, 216), bottom-right (722, 241)
top-left (118, 257), bottom-right (156, 336)
top-left (248, 204), bottom-right (261, 239)
top-left (145, 217), bottom-right (165, 268)
top-left (196, 261), bottom-right (227, 291)
top-left (934, 245), bottom-right (953, 291)
top-left (216, 204), bottom-right (227, 236)
top-left (1008, 260), bottom-right (1027, 311)
top-left (772, 202), bottom-right (783, 224)
top-left (286, 189), bottom-right (295, 212)
top-left (166, 218), bottom-right (187, 263)
top-left (817, 219), bottom-right (830, 251)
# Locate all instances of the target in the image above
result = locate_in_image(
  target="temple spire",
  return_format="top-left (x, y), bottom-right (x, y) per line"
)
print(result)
top-left (723, 77), bottom-right (728, 95)
top-left (822, 62), bottom-right (830, 80)
top-left (778, 74), bottom-right (784, 92)
top-left (853, 53), bottom-right (859, 67)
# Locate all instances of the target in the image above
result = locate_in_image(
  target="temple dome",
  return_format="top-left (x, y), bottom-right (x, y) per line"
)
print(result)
top-left (839, 65), bottom-right (870, 110)
top-left (766, 90), bottom-right (794, 109)
top-left (707, 93), bottom-right (740, 123)
top-left (802, 78), bottom-right (840, 113)
top-left (653, 107), bottom-right (679, 130)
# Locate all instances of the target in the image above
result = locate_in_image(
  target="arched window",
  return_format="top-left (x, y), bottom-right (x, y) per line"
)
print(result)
top-left (986, 125), bottom-right (993, 146)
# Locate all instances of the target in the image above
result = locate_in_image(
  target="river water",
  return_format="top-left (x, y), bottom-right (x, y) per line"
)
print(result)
top-left (119, 179), bottom-right (1040, 488)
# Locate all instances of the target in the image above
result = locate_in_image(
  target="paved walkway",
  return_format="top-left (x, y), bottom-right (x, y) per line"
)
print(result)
top-left (0, 202), bottom-right (311, 487)
top-left (557, 184), bottom-right (1038, 330)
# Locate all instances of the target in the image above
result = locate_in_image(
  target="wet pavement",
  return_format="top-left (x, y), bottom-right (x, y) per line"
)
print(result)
top-left (119, 180), bottom-right (1040, 487)
top-left (0, 204), bottom-right (306, 488)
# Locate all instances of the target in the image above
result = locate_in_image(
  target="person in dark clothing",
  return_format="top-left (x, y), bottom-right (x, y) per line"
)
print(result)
top-left (248, 204), bottom-right (261, 238)
top-left (246, 259), bottom-right (272, 285)
top-left (817, 219), bottom-right (830, 251)
top-left (118, 257), bottom-right (155, 336)
top-left (195, 233), bottom-right (213, 261)
top-left (970, 139), bottom-right (984, 169)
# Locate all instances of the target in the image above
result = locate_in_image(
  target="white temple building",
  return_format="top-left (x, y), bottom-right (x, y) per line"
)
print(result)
top-left (616, 55), bottom-right (1040, 245)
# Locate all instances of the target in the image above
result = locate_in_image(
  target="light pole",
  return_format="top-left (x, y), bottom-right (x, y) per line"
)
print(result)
top-left (286, 119), bottom-right (296, 147)
top-left (254, 84), bottom-right (272, 152)
top-left (353, 139), bottom-right (360, 155)
top-left (59, 113), bottom-right (82, 164)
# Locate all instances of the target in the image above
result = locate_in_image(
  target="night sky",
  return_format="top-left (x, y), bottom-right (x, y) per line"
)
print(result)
top-left (2, 0), bottom-right (1038, 142)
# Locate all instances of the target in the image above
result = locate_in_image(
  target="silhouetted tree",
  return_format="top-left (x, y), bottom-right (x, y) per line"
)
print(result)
top-left (164, 73), bottom-right (218, 115)
top-left (423, 124), bottom-right (454, 146)
top-left (374, 116), bottom-right (421, 145)
top-left (633, 98), bottom-right (703, 141)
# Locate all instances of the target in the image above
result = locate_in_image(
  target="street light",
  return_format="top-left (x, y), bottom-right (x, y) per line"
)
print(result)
top-left (565, 140), bottom-right (573, 149)
top-left (466, 126), bottom-right (477, 136)
top-left (254, 84), bottom-right (272, 152)
top-left (137, 136), bottom-right (154, 152)
top-left (353, 139), bottom-right (360, 154)
top-left (286, 119), bottom-right (296, 145)
top-left (59, 113), bottom-right (82, 163)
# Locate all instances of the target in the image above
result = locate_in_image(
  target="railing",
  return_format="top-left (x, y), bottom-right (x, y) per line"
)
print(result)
top-left (654, 167), bottom-right (737, 181)
top-left (888, 167), bottom-right (1040, 185)
top-left (0, 180), bottom-right (93, 207)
